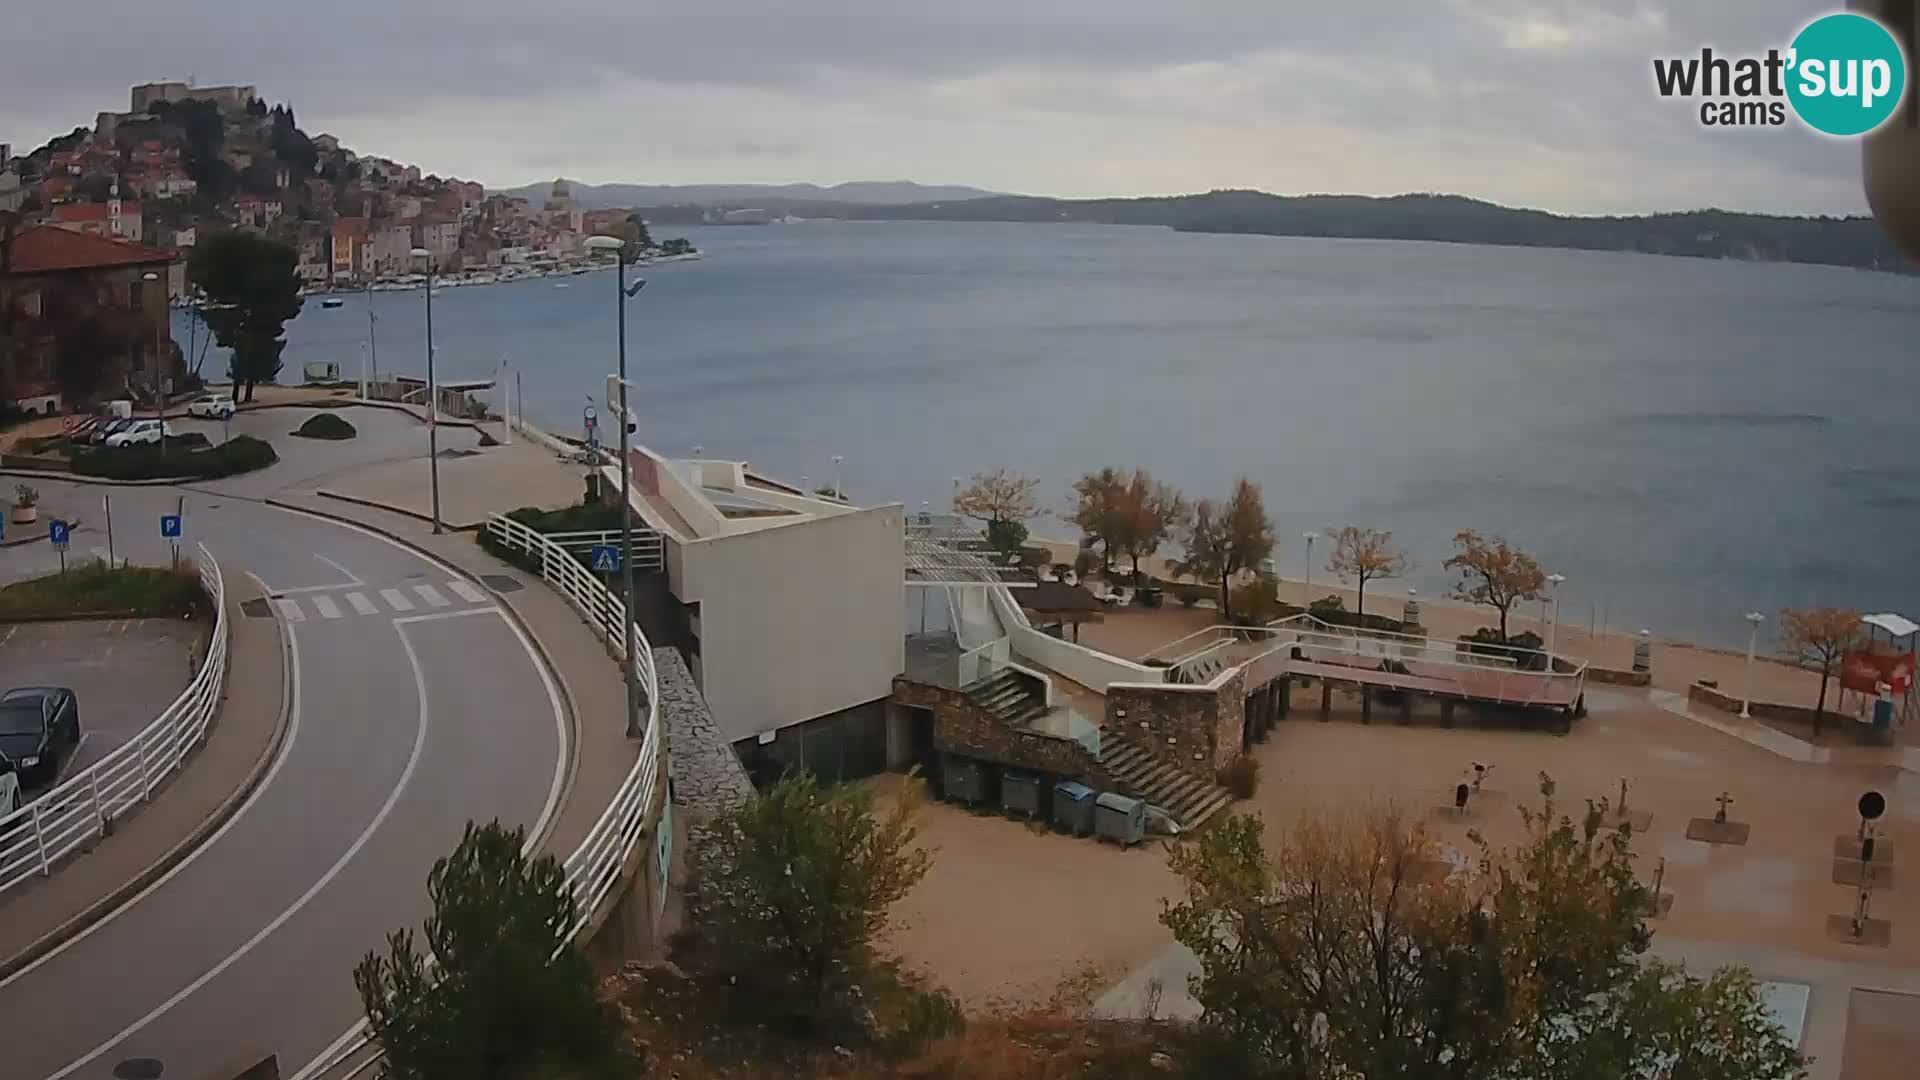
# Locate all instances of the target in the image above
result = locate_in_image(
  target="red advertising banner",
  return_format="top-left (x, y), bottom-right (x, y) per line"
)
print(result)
top-left (1840, 650), bottom-right (1916, 695)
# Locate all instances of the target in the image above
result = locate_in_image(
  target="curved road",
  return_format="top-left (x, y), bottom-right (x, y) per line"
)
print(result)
top-left (0, 467), bottom-right (567, 1080)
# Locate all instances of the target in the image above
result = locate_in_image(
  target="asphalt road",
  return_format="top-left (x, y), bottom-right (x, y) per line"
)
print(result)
top-left (0, 467), bottom-right (566, 1080)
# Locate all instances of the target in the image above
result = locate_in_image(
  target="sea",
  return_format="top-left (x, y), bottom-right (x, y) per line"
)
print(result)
top-left (192, 220), bottom-right (1920, 648)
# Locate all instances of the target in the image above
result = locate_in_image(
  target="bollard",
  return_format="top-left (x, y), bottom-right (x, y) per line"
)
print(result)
top-left (1632, 630), bottom-right (1652, 675)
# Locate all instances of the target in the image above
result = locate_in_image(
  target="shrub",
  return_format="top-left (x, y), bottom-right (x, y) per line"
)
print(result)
top-left (0, 561), bottom-right (208, 619)
top-left (894, 987), bottom-right (967, 1053)
top-left (1216, 753), bottom-right (1260, 799)
top-left (71, 434), bottom-right (278, 481)
top-left (1460, 627), bottom-right (1548, 670)
top-left (986, 517), bottom-right (1029, 564)
top-left (13, 483), bottom-right (38, 507)
top-left (1308, 594), bottom-right (1347, 618)
top-left (1228, 581), bottom-right (1283, 626)
top-left (1072, 549), bottom-right (1097, 578)
top-left (292, 412), bottom-right (357, 440)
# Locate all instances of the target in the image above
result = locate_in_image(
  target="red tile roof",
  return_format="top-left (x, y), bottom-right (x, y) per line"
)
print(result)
top-left (4, 225), bottom-right (175, 273)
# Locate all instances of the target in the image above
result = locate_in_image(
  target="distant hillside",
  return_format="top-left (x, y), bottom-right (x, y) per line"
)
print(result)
top-left (495, 179), bottom-right (1001, 210)
top-left (807, 190), bottom-right (1911, 275)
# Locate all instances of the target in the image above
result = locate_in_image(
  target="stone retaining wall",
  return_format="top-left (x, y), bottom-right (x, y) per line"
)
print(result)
top-left (1107, 666), bottom-right (1247, 778)
top-left (891, 677), bottom-right (1112, 787)
top-left (1686, 680), bottom-right (1834, 730)
top-left (1588, 666), bottom-right (1651, 687)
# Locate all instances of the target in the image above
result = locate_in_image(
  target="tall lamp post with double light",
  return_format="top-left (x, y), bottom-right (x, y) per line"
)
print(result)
top-left (141, 271), bottom-right (169, 456)
top-left (584, 234), bottom-right (647, 739)
top-left (409, 248), bottom-right (442, 533)
top-left (1302, 531), bottom-right (1319, 600)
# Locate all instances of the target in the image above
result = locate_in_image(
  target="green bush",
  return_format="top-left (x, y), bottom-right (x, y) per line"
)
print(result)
top-left (71, 434), bottom-right (278, 481)
top-left (292, 412), bottom-right (357, 440)
top-left (476, 500), bottom-right (631, 576)
top-left (0, 561), bottom-right (209, 620)
top-left (1460, 628), bottom-right (1548, 670)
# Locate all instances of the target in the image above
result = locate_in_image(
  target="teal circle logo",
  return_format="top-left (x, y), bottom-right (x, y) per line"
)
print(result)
top-left (1786, 13), bottom-right (1908, 137)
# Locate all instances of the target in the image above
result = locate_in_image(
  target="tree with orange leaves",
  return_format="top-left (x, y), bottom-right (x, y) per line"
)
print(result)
top-left (1779, 606), bottom-right (1865, 736)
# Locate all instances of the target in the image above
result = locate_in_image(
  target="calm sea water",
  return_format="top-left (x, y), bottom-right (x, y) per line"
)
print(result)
top-left (218, 221), bottom-right (1920, 647)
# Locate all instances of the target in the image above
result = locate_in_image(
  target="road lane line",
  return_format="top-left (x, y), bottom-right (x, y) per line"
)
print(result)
top-left (393, 607), bottom-right (501, 625)
top-left (311, 595), bottom-right (343, 620)
top-left (50, 617), bottom-right (433, 1080)
top-left (412, 583), bottom-right (451, 608)
top-left (275, 598), bottom-right (306, 622)
top-left (314, 554), bottom-right (363, 585)
top-left (0, 575), bottom-right (303, 990)
top-left (446, 579), bottom-right (487, 604)
top-left (294, 606), bottom-right (571, 1080)
top-left (379, 588), bottom-right (414, 612)
top-left (345, 592), bottom-right (379, 616)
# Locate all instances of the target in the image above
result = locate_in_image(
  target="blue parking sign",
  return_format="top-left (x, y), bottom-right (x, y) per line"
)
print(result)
top-left (590, 544), bottom-right (620, 573)
top-left (160, 514), bottom-right (183, 539)
top-left (48, 519), bottom-right (70, 547)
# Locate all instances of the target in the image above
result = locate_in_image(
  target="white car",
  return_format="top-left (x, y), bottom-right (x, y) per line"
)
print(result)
top-left (186, 395), bottom-right (236, 420)
top-left (104, 419), bottom-right (177, 447)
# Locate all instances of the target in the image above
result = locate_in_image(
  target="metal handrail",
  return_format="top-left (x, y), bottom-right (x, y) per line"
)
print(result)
top-left (481, 513), bottom-right (664, 933)
top-left (0, 545), bottom-right (228, 894)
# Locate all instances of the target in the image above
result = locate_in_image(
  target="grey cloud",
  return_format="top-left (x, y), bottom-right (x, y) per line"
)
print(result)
top-left (0, 1), bottom-right (1877, 214)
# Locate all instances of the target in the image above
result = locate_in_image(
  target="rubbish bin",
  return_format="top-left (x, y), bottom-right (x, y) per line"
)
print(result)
top-left (1095, 792), bottom-right (1147, 848)
top-left (1002, 770), bottom-right (1044, 819)
top-left (945, 756), bottom-right (991, 808)
top-left (1137, 587), bottom-right (1165, 609)
top-left (1053, 781), bottom-right (1097, 836)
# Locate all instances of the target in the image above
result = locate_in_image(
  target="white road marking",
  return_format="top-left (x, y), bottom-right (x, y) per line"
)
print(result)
top-left (392, 607), bottom-right (501, 625)
top-left (345, 592), bottom-right (379, 616)
top-left (0, 576), bottom-right (304, 990)
top-left (268, 582), bottom-right (368, 595)
top-left (411, 583), bottom-right (451, 608)
top-left (446, 579), bottom-right (487, 604)
top-left (379, 588), bottom-right (414, 612)
top-left (311, 595), bottom-right (343, 620)
top-left (274, 598), bottom-right (306, 622)
top-left (49, 618), bottom-right (432, 1080)
top-left (313, 553), bottom-right (363, 585)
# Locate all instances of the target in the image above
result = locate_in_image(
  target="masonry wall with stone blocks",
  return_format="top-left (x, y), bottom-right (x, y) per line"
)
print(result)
top-left (891, 677), bottom-right (1111, 787)
top-left (1107, 666), bottom-right (1247, 778)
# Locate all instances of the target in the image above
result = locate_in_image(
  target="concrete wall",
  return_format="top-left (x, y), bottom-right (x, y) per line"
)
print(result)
top-left (674, 505), bottom-right (906, 743)
top-left (989, 586), bottom-right (1163, 692)
top-left (1107, 666), bottom-right (1248, 777)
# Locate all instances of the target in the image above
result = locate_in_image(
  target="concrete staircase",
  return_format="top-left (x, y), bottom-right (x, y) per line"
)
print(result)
top-left (965, 668), bottom-right (1050, 727)
top-left (1098, 729), bottom-right (1236, 829)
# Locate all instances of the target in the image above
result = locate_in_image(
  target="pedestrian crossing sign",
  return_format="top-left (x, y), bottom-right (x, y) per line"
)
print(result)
top-left (590, 544), bottom-right (620, 573)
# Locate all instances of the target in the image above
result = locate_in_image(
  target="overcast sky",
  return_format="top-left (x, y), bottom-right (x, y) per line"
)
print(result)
top-left (0, 1), bottom-right (1879, 215)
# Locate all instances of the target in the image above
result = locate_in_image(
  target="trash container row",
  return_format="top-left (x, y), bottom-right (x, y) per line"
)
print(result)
top-left (941, 756), bottom-right (1145, 847)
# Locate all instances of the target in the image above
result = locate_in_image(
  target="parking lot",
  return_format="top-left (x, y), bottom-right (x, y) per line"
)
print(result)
top-left (1, 619), bottom-right (204, 801)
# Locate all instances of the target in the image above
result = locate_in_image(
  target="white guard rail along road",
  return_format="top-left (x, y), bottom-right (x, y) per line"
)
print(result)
top-left (0, 543), bottom-right (228, 893)
top-left (316, 515), bottom-right (668, 1078)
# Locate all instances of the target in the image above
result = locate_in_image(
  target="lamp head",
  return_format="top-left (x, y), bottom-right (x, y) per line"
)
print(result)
top-left (584, 235), bottom-right (625, 252)
top-left (410, 247), bottom-right (430, 259)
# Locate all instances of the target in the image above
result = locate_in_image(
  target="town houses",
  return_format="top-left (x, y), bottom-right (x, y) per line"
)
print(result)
top-left (1, 79), bottom-right (617, 298)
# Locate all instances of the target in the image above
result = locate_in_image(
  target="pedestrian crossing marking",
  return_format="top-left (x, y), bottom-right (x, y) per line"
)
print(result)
top-left (275, 598), bottom-right (306, 622)
top-left (380, 588), bottom-right (415, 612)
top-left (412, 584), bottom-right (451, 608)
top-left (346, 592), bottom-right (380, 616)
top-left (446, 579), bottom-right (487, 604)
top-left (312, 595), bottom-right (343, 620)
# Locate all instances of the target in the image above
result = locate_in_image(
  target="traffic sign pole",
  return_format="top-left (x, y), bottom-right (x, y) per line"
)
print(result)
top-left (103, 494), bottom-right (114, 567)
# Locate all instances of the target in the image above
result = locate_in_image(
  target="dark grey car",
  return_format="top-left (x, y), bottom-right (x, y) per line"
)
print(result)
top-left (0, 687), bottom-right (81, 789)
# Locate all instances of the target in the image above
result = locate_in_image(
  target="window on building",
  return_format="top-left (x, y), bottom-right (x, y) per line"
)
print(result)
top-left (128, 279), bottom-right (144, 311)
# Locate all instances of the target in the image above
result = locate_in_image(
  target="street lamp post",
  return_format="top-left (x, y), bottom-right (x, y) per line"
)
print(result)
top-left (410, 249), bottom-right (442, 533)
top-left (585, 234), bottom-right (646, 739)
top-left (1302, 531), bottom-right (1319, 600)
top-left (142, 271), bottom-right (169, 456)
top-left (1742, 611), bottom-right (1766, 718)
top-left (831, 454), bottom-right (844, 501)
top-left (1545, 572), bottom-right (1567, 668)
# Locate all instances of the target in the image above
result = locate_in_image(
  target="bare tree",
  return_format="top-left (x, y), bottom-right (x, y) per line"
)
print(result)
top-left (953, 467), bottom-right (1039, 527)
top-left (1326, 526), bottom-right (1410, 621)
top-left (1065, 467), bottom-right (1126, 573)
top-left (1115, 468), bottom-right (1187, 583)
top-left (1778, 607), bottom-right (1865, 735)
top-left (1442, 529), bottom-right (1545, 640)
top-left (1178, 478), bottom-right (1273, 621)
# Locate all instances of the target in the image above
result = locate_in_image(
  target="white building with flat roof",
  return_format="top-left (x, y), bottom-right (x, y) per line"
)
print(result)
top-left (606, 445), bottom-right (905, 774)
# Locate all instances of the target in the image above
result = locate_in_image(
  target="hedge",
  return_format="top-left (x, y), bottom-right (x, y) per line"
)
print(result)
top-left (292, 413), bottom-right (358, 440)
top-left (0, 561), bottom-right (210, 621)
top-left (71, 434), bottom-right (278, 481)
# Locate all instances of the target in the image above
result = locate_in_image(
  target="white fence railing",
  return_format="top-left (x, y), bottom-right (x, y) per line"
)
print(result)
top-left (540, 528), bottom-right (665, 573)
top-left (956, 635), bottom-right (1011, 689)
top-left (482, 512), bottom-right (664, 937)
top-left (0, 545), bottom-right (228, 895)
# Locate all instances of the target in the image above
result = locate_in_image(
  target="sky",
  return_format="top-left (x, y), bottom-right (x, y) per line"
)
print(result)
top-left (0, 1), bottom-right (1883, 216)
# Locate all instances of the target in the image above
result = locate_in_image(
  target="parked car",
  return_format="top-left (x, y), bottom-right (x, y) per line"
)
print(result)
top-left (0, 687), bottom-right (81, 789)
top-left (187, 394), bottom-right (236, 420)
top-left (105, 419), bottom-right (177, 448)
top-left (90, 418), bottom-right (134, 444)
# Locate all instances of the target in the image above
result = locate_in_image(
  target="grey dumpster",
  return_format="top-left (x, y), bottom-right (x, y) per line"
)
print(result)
top-left (944, 756), bottom-right (991, 808)
top-left (1002, 770), bottom-right (1044, 819)
top-left (1053, 781), bottom-right (1097, 836)
top-left (1095, 792), bottom-right (1147, 848)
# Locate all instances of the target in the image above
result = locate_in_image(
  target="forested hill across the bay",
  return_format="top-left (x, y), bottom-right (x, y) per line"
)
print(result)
top-left (781, 191), bottom-right (1909, 275)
